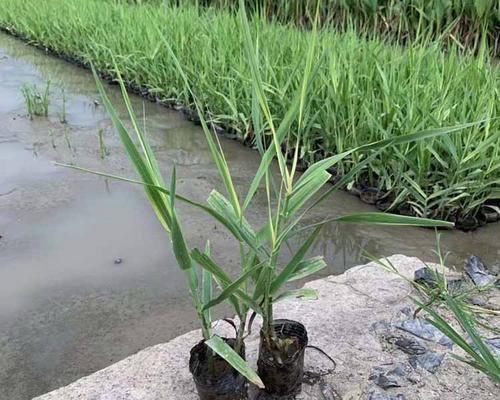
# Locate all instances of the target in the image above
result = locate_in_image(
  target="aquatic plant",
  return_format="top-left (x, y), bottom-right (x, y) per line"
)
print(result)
top-left (1, 0), bottom-right (498, 226)
top-left (59, 87), bottom-right (67, 124)
top-left (2, 0), bottom-right (498, 227)
top-left (98, 129), bottom-right (109, 159)
top-left (172, 0), bottom-right (500, 55)
top-left (21, 81), bottom-right (50, 119)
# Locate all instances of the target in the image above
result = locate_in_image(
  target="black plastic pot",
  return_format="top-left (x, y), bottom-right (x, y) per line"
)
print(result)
top-left (189, 338), bottom-right (247, 400)
top-left (257, 319), bottom-right (308, 396)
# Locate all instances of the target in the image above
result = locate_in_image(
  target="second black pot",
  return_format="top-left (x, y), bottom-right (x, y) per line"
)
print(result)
top-left (257, 319), bottom-right (308, 396)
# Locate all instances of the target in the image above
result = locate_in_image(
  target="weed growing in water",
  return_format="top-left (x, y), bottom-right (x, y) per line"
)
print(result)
top-left (21, 81), bottom-right (50, 119)
top-left (59, 87), bottom-right (67, 123)
top-left (62, 127), bottom-right (72, 150)
top-left (98, 128), bottom-right (109, 159)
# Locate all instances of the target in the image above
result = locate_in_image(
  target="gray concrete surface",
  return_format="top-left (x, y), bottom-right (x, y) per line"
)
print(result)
top-left (34, 255), bottom-right (500, 400)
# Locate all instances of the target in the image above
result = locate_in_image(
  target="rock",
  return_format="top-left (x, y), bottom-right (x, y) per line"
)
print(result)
top-left (414, 267), bottom-right (439, 288)
top-left (369, 364), bottom-right (408, 389)
top-left (393, 337), bottom-right (427, 355)
top-left (114, 258), bottom-right (123, 265)
top-left (369, 393), bottom-right (406, 400)
top-left (413, 268), bottom-right (463, 293)
top-left (409, 352), bottom-right (444, 373)
top-left (360, 188), bottom-right (379, 205)
top-left (447, 278), bottom-right (464, 293)
top-left (478, 206), bottom-right (499, 223)
top-left (370, 371), bottom-right (401, 389)
top-left (465, 255), bottom-right (496, 287)
top-left (395, 318), bottom-right (453, 348)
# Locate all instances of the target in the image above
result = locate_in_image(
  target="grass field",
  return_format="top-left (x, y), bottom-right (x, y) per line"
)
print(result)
top-left (176, 0), bottom-right (500, 54)
top-left (0, 0), bottom-right (499, 227)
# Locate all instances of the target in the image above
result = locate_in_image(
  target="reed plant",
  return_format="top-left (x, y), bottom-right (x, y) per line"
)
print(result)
top-left (5, 0), bottom-right (497, 225)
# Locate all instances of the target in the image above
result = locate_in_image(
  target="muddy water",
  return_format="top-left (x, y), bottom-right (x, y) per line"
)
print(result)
top-left (0, 33), bottom-right (499, 399)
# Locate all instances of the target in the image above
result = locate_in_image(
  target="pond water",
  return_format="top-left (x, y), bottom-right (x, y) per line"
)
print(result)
top-left (1, 33), bottom-right (499, 399)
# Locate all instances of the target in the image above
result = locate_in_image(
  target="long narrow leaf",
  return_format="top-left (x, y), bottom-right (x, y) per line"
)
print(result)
top-left (270, 226), bottom-right (322, 294)
top-left (206, 335), bottom-right (264, 389)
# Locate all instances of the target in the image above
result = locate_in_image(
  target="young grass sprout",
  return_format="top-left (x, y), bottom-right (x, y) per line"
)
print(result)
top-left (21, 81), bottom-right (50, 119)
top-left (59, 87), bottom-right (67, 123)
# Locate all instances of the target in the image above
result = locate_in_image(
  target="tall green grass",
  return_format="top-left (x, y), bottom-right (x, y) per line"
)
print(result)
top-left (1, 0), bottom-right (499, 224)
top-left (169, 0), bottom-right (500, 55)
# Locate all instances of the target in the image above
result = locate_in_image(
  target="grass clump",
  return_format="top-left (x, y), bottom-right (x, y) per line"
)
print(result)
top-left (1, 0), bottom-right (499, 226)
top-left (21, 81), bottom-right (50, 119)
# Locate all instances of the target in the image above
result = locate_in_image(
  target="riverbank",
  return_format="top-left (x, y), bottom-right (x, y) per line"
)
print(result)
top-left (33, 255), bottom-right (500, 400)
top-left (0, 0), bottom-right (499, 228)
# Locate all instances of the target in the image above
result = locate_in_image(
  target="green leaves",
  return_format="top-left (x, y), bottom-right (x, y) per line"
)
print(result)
top-left (288, 257), bottom-right (327, 282)
top-left (334, 212), bottom-right (454, 228)
top-left (202, 263), bottom-right (263, 312)
top-left (191, 249), bottom-right (263, 315)
top-left (206, 336), bottom-right (265, 389)
top-left (270, 226), bottom-right (322, 294)
top-left (286, 169), bottom-right (331, 218)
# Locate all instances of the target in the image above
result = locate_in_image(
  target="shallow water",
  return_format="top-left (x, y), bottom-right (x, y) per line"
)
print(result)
top-left (0, 33), bottom-right (499, 399)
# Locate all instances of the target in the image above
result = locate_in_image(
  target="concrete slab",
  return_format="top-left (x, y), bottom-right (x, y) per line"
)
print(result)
top-left (34, 255), bottom-right (499, 400)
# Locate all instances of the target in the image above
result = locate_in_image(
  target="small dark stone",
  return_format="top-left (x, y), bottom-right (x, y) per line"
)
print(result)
top-left (399, 306), bottom-right (412, 317)
top-left (371, 321), bottom-right (393, 336)
top-left (447, 278), bottom-right (464, 293)
top-left (478, 206), bottom-right (499, 223)
top-left (465, 255), bottom-right (496, 287)
top-left (414, 267), bottom-right (439, 288)
top-left (369, 364), bottom-right (408, 390)
top-left (409, 352), bottom-right (444, 373)
top-left (396, 318), bottom-right (453, 348)
top-left (360, 188), bottom-right (379, 205)
top-left (394, 337), bottom-right (427, 355)
top-left (369, 372), bottom-right (400, 389)
top-left (114, 258), bottom-right (123, 265)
